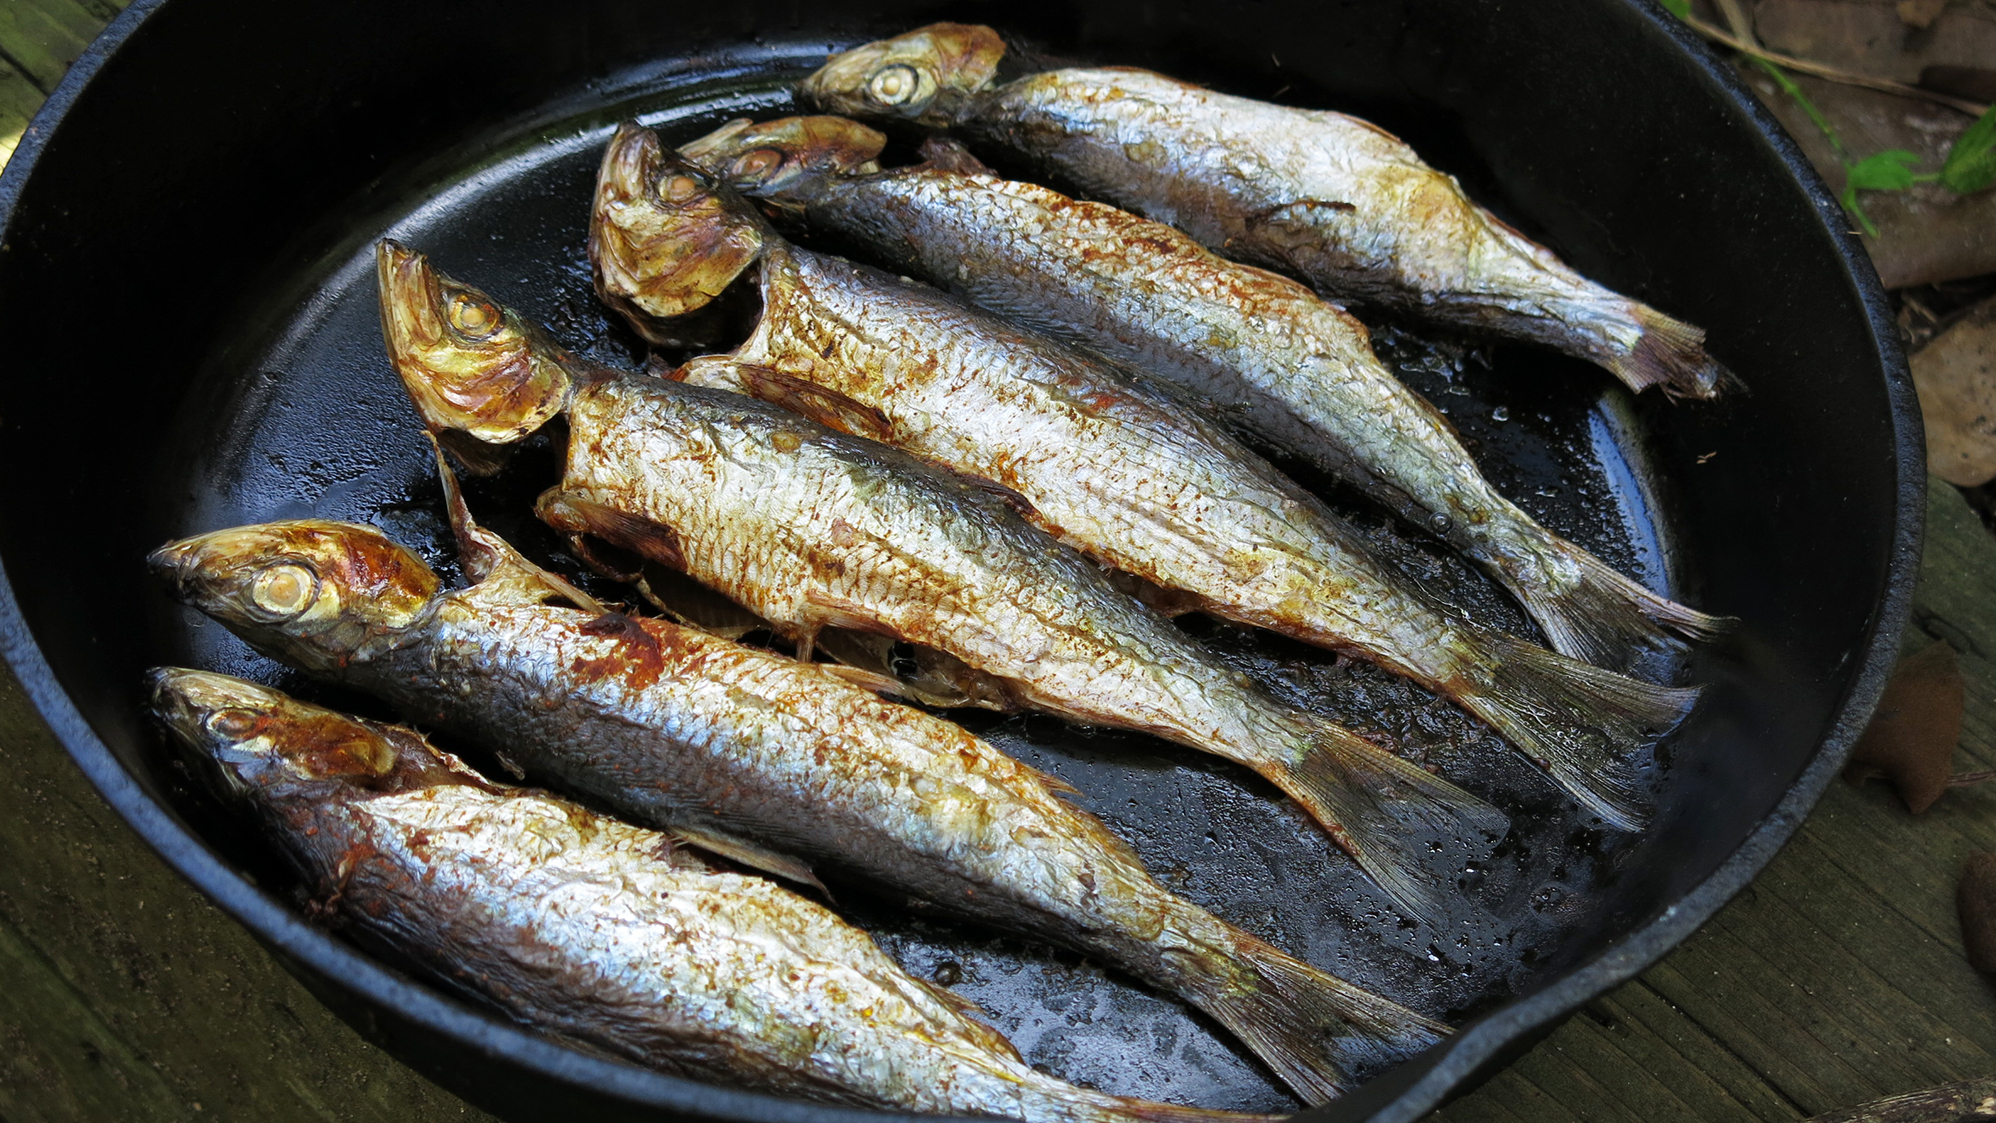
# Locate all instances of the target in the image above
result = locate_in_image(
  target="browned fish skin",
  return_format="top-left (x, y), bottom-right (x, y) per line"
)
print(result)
top-left (592, 127), bottom-right (1694, 835)
top-left (798, 23), bottom-right (1734, 401)
top-left (384, 234), bottom-right (1502, 924)
top-left (681, 116), bottom-right (1732, 676)
top-left (146, 669), bottom-right (1289, 1121)
top-left (146, 509), bottom-right (1449, 1102)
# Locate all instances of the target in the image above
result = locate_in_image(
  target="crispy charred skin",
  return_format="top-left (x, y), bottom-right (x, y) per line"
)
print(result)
top-left (798, 23), bottom-right (1734, 402)
top-left (146, 669), bottom-right (1288, 1120)
top-left (388, 227), bottom-right (1506, 925)
top-left (148, 513), bottom-right (1450, 1102)
top-left (594, 125), bottom-right (1697, 837)
top-left (679, 117), bottom-right (1733, 676)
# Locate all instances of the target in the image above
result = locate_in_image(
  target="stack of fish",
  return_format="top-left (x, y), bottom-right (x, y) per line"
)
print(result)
top-left (145, 22), bottom-right (1733, 1118)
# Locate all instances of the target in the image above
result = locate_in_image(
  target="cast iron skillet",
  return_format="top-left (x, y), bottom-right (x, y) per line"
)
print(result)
top-left (0, 0), bottom-right (1919, 1120)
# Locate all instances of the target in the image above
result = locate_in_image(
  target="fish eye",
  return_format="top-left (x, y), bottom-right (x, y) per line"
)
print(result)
top-left (657, 174), bottom-right (703, 205)
top-left (867, 64), bottom-right (922, 106)
top-left (446, 291), bottom-right (502, 341)
top-left (729, 148), bottom-right (785, 184)
top-left (249, 562), bottom-right (320, 621)
top-left (206, 708), bottom-right (261, 741)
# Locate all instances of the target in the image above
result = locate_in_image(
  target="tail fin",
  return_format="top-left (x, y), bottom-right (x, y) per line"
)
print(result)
top-left (1608, 306), bottom-right (1743, 400)
top-left (1268, 722), bottom-right (1508, 924)
top-left (1186, 926), bottom-right (1448, 1105)
top-left (1515, 531), bottom-right (1737, 676)
top-left (1454, 635), bottom-right (1700, 830)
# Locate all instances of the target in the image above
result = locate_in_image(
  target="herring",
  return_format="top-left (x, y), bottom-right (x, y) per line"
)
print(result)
top-left (798, 23), bottom-right (1737, 402)
top-left (144, 668), bottom-right (1288, 1120)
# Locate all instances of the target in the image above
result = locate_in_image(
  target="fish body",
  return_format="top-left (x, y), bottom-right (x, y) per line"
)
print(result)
top-left (799, 23), bottom-right (1733, 401)
top-left (682, 116), bottom-right (1731, 674)
top-left (380, 236), bottom-right (1502, 924)
top-left (592, 128), bottom-right (1694, 833)
top-left (146, 669), bottom-right (1282, 1120)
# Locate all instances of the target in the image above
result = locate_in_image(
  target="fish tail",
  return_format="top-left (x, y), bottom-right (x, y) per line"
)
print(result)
top-left (1265, 719), bottom-right (1508, 923)
top-left (1608, 305), bottom-right (1743, 400)
top-left (1453, 634), bottom-right (1700, 830)
top-left (1178, 922), bottom-right (1448, 1105)
top-left (1512, 531), bottom-right (1736, 674)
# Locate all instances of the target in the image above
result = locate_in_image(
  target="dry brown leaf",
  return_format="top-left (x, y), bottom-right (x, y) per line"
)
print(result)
top-left (1912, 298), bottom-right (1996, 487)
top-left (1844, 640), bottom-right (1965, 813)
top-left (1896, 0), bottom-right (1947, 29)
top-left (1753, 0), bottom-right (1996, 85)
top-left (1958, 852), bottom-right (1996, 975)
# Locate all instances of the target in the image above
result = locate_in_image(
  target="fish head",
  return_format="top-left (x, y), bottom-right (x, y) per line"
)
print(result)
top-left (377, 239), bottom-right (572, 450)
top-left (679, 116), bottom-right (888, 198)
top-left (147, 520), bottom-right (441, 674)
top-left (146, 668), bottom-right (400, 802)
top-left (591, 123), bottom-right (763, 333)
top-left (799, 23), bottom-right (1005, 128)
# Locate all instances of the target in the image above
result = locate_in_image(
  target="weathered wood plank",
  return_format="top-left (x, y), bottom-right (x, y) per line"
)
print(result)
top-left (0, 665), bottom-right (498, 1122)
top-left (0, 0), bottom-right (108, 91)
top-left (0, 56), bottom-right (46, 167)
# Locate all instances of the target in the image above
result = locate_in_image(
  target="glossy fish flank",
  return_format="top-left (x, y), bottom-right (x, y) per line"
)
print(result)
top-left (681, 116), bottom-right (1731, 678)
top-left (145, 669), bottom-right (1281, 1123)
top-left (148, 463), bottom-right (1448, 1103)
top-left (593, 128), bottom-right (1693, 838)
top-left (384, 234), bottom-right (1500, 930)
top-left (798, 23), bottom-right (1733, 403)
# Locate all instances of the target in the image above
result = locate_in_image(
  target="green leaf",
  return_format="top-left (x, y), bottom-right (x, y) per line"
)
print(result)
top-left (1846, 149), bottom-right (1922, 192)
top-left (1941, 103), bottom-right (1996, 194)
top-left (1659, 0), bottom-right (1691, 17)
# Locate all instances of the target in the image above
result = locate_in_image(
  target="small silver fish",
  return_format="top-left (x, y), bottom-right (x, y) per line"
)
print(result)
top-left (592, 126), bottom-right (1694, 834)
top-left (375, 237), bottom-right (1502, 926)
top-left (146, 668), bottom-right (1284, 1121)
top-left (679, 115), bottom-right (1732, 676)
top-left (799, 23), bottom-right (1736, 401)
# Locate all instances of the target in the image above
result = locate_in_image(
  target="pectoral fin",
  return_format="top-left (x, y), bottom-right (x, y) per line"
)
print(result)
top-left (671, 824), bottom-right (828, 896)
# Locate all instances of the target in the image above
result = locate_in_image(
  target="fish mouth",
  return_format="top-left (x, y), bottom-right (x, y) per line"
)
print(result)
top-left (145, 539), bottom-right (203, 601)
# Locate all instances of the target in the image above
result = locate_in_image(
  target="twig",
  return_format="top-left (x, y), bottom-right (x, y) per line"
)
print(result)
top-left (1801, 1075), bottom-right (1996, 1122)
top-left (1950, 769), bottom-right (1996, 788)
top-left (1681, 15), bottom-right (1990, 117)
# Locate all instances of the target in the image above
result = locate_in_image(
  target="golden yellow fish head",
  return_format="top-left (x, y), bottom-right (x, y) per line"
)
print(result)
top-left (148, 520), bottom-right (441, 674)
top-left (799, 23), bottom-right (1005, 128)
top-left (376, 239), bottom-right (572, 449)
top-left (679, 115), bottom-right (888, 194)
top-left (590, 123), bottom-right (763, 332)
top-left (146, 668), bottom-right (399, 798)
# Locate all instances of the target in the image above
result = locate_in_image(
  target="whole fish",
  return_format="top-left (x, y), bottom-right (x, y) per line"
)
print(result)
top-left (590, 126), bottom-right (1695, 833)
top-left (375, 238), bottom-right (1501, 924)
top-left (797, 23), bottom-right (1734, 401)
top-left (678, 115), bottom-right (1731, 675)
top-left (148, 468), bottom-right (1452, 1102)
top-left (147, 668), bottom-right (1286, 1120)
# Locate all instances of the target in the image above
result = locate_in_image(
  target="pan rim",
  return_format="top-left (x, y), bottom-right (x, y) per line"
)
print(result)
top-left (0, 0), bottom-right (1922, 1120)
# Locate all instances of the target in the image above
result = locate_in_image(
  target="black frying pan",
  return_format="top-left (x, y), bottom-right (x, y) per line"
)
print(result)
top-left (0, 2), bottom-right (1920, 1121)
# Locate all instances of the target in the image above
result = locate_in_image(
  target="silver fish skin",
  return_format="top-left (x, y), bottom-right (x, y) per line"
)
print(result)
top-left (797, 23), bottom-right (1734, 401)
top-left (146, 495), bottom-right (1448, 1101)
top-left (596, 127), bottom-right (1693, 835)
top-left (383, 235), bottom-right (1499, 928)
top-left (682, 116), bottom-right (1733, 675)
top-left (145, 668), bottom-right (1284, 1121)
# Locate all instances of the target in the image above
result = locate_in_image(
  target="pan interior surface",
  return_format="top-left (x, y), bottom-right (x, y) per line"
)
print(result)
top-left (0, 2), bottom-right (1912, 1121)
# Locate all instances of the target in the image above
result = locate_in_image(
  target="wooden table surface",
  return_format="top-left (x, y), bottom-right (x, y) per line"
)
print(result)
top-left (3, 5), bottom-right (1992, 1120)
